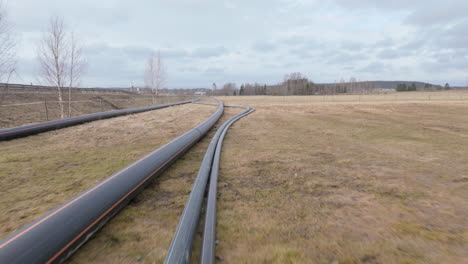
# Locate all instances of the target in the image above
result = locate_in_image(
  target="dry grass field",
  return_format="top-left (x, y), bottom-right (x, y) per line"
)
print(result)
top-left (0, 91), bottom-right (467, 263)
top-left (0, 91), bottom-right (193, 128)
top-left (215, 95), bottom-right (468, 264)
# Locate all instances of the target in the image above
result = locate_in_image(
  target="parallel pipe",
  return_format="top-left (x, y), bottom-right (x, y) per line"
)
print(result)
top-left (165, 104), bottom-right (254, 264)
top-left (200, 106), bottom-right (254, 264)
top-left (0, 100), bottom-right (223, 264)
top-left (0, 99), bottom-right (196, 141)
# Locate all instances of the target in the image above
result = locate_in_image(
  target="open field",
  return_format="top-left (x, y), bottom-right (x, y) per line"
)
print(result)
top-left (215, 96), bottom-right (468, 263)
top-left (1, 92), bottom-right (467, 263)
top-left (225, 89), bottom-right (468, 105)
top-left (0, 91), bottom-right (194, 128)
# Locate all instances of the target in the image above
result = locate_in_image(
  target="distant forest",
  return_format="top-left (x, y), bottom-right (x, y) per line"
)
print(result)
top-left (231, 73), bottom-right (446, 96)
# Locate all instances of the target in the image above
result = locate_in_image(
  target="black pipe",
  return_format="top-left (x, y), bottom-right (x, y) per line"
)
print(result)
top-left (200, 107), bottom-right (254, 264)
top-left (165, 105), bottom-right (254, 264)
top-left (0, 99), bottom-right (197, 141)
top-left (192, 102), bottom-right (248, 109)
top-left (0, 100), bottom-right (223, 264)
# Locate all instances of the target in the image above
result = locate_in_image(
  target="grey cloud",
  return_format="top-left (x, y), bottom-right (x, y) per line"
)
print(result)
top-left (83, 43), bottom-right (150, 85)
top-left (87, 55), bottom-right (137, 79)
top-left (360, 62), bottom-right (391, 73)
top-left (8, 0), bottom-right (468, 87)
top-left (394, 19), bottom-right (468, 54)
top-left (289, 46), bottom-right (314, 58)
top-left (326, 51), bottom-right (369, 65)
top-left (331, 0), bottom-right (422, 10)
top-left (285, 39), bottom-right (325, 59)
top-left (279, 35), bottom-right (305, 45)
top-left (278, 35), bottom-right (317, 47)
top-left (83, 44), bottom-right (231, 86)
top-left (404, 2), bottom-right (468, 26)
top-left (191, 46), bottom-right (229, 58)
top-left (333, 0), bottom-right (468, 27)
top-left (372, 38), bottom-right (394, 49)
top-left (120, 46), bottom-right (153, 60)
top-left (178, 66), bottom-right (199, 73)
top-left (398, 38), bottom-right (426, 51)
top-left (85, 43), bottom-right (227, 61)
top-left (423, 50), bottom-right (468, 72)
top-left (340, 41), bottom-right (365, 51)
top-left (378, 48), bottom-right (414, 59)
top-left (161, 49), bottom-right (190, 59)
top-left (205, 67), bottom-right (225, 73)
top-left (252, 41), bottom-right (277, 52)
top-left (378, 49), bottom-right (399, 59)
top-left (434, 20), bottom-right (468, 50)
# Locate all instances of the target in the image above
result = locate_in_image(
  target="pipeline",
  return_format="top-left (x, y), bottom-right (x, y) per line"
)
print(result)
top-left (165, 104), bottom-right (254, 264)
top-left (200, 106), bottom-right (254, 264)
top-left (0, 99), bottom-right (223, 264)
top-left (0, 99), bottom-right (196, 141)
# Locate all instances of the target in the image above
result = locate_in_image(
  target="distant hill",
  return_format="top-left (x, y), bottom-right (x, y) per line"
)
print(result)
top-left (318, 81), bottom-right (439, 90)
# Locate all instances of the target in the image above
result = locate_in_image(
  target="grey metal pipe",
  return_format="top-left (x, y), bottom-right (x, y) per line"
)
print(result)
top-left (0, 99), bottom-right (223, 264)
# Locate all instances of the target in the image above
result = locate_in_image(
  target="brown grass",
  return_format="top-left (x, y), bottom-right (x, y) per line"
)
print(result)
top-left (66, 107), bottom-right (243, 264)
top-left (1, 92), bottom-right (467, 263)
top-left (221, 90), bottom-right (468, 106)
top-left (0, 91), bottom-right (194, 128)
top-left (215, 96), bottom-right (468, 264)
top-left (0, 103), bottom-right (216, 240)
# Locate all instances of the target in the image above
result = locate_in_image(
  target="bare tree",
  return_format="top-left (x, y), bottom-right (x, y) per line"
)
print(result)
top-left (37, 17), bottom-right (68, 118)
top-left (0, 2), bottom-right (16, 84)
top-left (144, 51), bottom-right (167, 104)
top-left (220, 82), bottom-right (237, 95)
top-left (349, 77), bottom-right (357, 93)
top-left (284, 72), bottom-right (306, 81)
top-left (68, 32), bottom-right (86, 116)
top-left (283, 72), bottom-right (308, 95)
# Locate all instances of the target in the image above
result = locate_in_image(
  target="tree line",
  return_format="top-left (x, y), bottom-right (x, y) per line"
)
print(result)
top-left (396, 82), bottom-right (450, 92)
top-left (217, 73), bottom-right (450, 96)
top-left (236, 73), bottom-right (379, 96)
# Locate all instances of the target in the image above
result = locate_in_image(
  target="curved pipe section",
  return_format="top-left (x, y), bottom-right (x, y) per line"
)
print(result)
top-left (165, 104), bottom-right (254, 264)
top-left (0, 99), bottom-right (196, 141)
top-left (200, 107), bottom-right (254, 264)
top-left (0, 99), bottom-right (223, 264)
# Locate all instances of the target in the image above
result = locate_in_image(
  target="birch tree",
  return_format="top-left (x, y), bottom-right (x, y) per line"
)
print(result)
top-left (37, 17), bottom-right (68, 118)
top-left (144, 51), bottom-right (167, 104)
top-left (0, 2), bottom-right (16, 84)
top-left (67, 32), bottom-right (86, 116)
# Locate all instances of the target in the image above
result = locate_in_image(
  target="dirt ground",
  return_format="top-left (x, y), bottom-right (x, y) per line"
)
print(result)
top-left (1, 93), bottom-right (467, 263)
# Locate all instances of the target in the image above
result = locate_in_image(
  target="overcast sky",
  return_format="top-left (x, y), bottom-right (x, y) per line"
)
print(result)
top-left (7, 0), bottom-right (468, 88)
